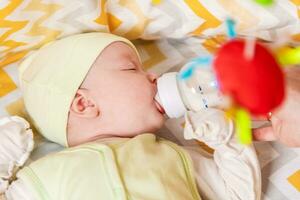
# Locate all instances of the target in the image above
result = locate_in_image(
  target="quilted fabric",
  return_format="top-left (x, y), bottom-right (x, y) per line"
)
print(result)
top-left (1, 1), bottom-right (300, 199)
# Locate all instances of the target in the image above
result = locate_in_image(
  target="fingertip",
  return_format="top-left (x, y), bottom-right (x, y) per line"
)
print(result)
top-left (252, 126), bottom-right (277, 141)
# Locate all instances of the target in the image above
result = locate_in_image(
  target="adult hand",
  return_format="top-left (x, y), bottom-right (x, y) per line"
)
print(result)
top-left (253, 67), bottom-right (300, 147)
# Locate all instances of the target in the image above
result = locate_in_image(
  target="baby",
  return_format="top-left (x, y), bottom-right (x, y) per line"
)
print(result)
top-left (0, 33), bottom-right (261, 200)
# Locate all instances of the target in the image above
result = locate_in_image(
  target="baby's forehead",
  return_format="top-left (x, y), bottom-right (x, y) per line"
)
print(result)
top-left (97, 41), bottom-right (138, 61)
top-left (81, 42), bottom-right (139, 87)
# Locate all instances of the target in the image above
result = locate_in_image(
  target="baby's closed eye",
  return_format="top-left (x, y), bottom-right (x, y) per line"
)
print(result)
top-left (121, 62), bottom-right (137, 71)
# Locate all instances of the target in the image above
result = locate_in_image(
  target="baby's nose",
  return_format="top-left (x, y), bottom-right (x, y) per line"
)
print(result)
top-left (147, 72), bottom-right (158, 84)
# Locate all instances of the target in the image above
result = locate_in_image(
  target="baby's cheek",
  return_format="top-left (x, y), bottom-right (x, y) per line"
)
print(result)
top-left (129, 85), bottom-right (152, 102)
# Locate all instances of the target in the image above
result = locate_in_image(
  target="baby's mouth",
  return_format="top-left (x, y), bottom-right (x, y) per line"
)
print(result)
top-left (154, 99), bottom-right (165, 114)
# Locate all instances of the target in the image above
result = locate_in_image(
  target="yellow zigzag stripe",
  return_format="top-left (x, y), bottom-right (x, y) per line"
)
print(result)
top-left (291, 0), bottom-right (300, 18)
top-left (0, 70), bottom-right (17, 97)
top-left (134, 40), bottom-right (166, 70)
top-left (0, 0), bottom-right (28, 68)
top-left (202, 35), bottom-right (227, 53)
top-left (95, 0), bottom-right (108, 25)
top-left (291, 0), bottom-right (300, 6)
top-left (218, 0), bottom-right (259, 32)
top-left (94, 0), bottom-right (122, 32)
top-left (119, 0), bottom-right (149, 40)
top-left (24, 0), bottom-right (62, 49)
top-left (184, 0), bottom-right (221, 35)
top-left (287, 169), bottom-right (300, 192)
top-left (290, 0), bottom-right (300, 41)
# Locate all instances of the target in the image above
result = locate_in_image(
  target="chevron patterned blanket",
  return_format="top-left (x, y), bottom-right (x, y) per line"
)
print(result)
top-left (1, 1), bottom-right (300, 199)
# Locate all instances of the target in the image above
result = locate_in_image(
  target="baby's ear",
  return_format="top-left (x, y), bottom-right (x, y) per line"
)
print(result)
top-left (69, 88), bottom-right (100, 118)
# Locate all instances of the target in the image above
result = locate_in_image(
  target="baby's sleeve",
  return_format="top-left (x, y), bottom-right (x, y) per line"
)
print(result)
top-left (0, 116), bottom-right (36, 200)
top-left (183, 109), bottom-right (261, 200)
top-left (3, 179), bottom-right (35, 200)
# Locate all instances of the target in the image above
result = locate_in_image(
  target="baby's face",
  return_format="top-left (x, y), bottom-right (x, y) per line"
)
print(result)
top-left (68, 42), bottom-right (166, 145)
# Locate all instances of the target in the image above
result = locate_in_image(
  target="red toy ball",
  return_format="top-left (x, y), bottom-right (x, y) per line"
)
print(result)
top-left (213, 39), bottom-right (285, 115)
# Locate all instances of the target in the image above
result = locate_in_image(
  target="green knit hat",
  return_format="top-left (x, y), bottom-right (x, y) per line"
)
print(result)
top-left (19, 32), bottom-right (137, 146)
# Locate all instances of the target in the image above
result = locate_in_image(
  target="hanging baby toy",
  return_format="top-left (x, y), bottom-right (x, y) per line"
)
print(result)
top-left (155, 13), bottom-right (286, 144)
top-left (212, 20), bottom-right (285, 144)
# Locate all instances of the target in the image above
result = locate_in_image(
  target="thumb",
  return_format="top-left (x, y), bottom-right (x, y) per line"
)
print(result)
top-left (252, 126), bottom-right (277, 141)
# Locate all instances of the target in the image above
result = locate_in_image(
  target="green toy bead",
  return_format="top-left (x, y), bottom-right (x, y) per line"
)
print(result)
top-left (254, 0), bottom-right (274, 6)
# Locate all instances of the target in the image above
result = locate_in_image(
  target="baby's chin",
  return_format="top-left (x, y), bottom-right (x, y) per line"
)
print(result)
top-left (149, 113), bottom-right (166, 132)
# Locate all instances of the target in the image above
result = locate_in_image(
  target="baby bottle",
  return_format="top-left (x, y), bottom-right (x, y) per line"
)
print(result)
top-left (155, 57), bottom-right (228, 118)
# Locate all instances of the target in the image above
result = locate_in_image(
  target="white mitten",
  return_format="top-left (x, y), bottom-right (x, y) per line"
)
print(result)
top-left (0, 116), bottom-right (34, 193)
top-left (184, 108), bottom-right (233, 148)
